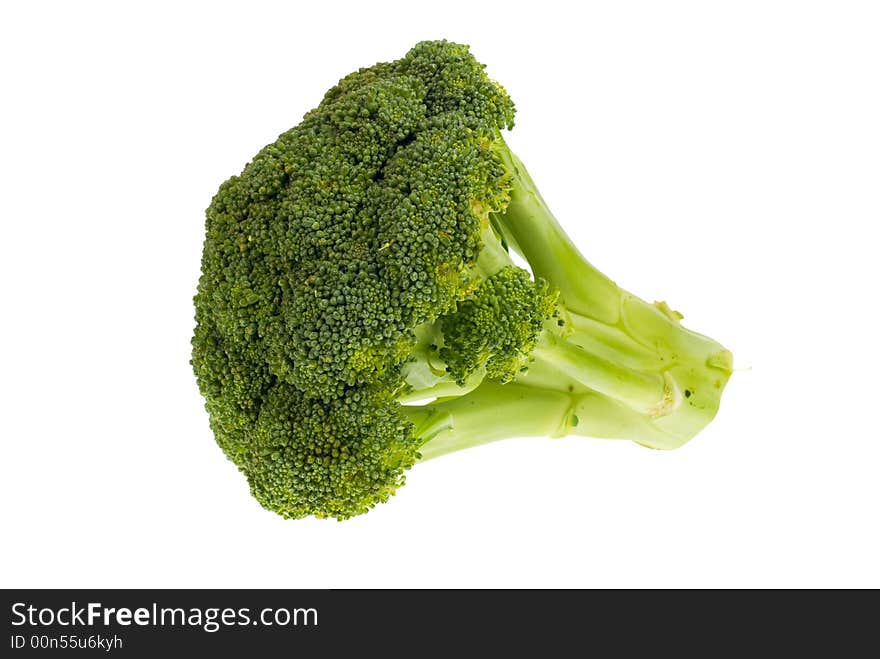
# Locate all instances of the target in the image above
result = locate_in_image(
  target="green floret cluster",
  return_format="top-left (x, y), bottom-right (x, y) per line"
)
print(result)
top-left (192, 40), bottom-right (733, 520)
top-left (203, 42), bottom-right (514, 403)
top-left (440, 267), bottom-right (557, 384)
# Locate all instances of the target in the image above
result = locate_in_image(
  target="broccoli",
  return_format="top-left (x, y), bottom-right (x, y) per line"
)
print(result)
top-left (192, 40), bottom-right (733, 519)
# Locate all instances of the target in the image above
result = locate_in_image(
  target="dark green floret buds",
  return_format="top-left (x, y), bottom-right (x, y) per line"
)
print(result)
top-left (192, 40), bottom-right (733, 520)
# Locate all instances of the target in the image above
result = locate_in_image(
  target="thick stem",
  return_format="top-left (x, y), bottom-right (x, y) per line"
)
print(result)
top-left (403, 140), bottom-right (734, 456)
top-left (494, 144), bottom-right (622, 324)
top-left (406, 314), bottom-right (732, 459)
top-left (529, 330), bottom-right (664, 413)
top-left (520, 312), bottom-right (733, 448)
top-left (403, 382), bottom-right (575, 460)
top-left (403, 377), bottom-right (707, 460)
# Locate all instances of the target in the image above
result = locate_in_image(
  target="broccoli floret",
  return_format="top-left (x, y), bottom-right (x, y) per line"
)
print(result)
top-left (440, 267), bottom-right (557, 384)
top-left (192, 40), bottom-right (733, 520)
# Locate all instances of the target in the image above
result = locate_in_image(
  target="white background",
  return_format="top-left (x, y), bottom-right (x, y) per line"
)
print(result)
top-left (2, 1), bottom-right (878, 588)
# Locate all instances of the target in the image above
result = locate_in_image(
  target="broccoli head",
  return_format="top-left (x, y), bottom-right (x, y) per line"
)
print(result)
top-left (192, 40), bottom-right (733, 519)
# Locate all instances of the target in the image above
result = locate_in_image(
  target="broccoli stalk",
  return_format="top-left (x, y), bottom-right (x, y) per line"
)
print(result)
top-left (402, 141), bottom-right (733, 457)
